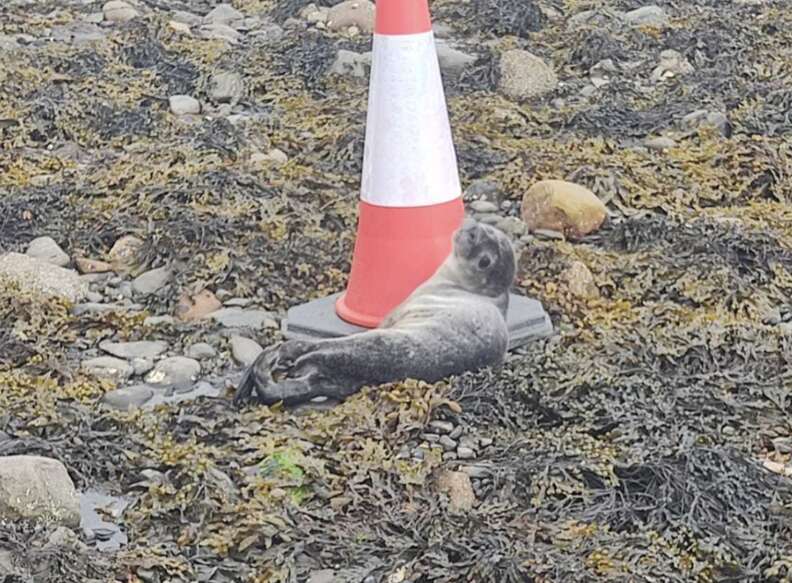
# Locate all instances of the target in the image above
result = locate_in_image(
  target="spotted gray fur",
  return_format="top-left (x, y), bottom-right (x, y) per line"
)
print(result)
top-left (234, 218), bottom-right (515, 407)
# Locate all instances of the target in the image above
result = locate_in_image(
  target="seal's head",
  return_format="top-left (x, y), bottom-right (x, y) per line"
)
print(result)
top-left (451, 218), bottom-right (516, 298)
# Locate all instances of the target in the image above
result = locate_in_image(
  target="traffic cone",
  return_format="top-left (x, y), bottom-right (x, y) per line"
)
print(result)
top-left (334, 0), bottom-right (465, 328)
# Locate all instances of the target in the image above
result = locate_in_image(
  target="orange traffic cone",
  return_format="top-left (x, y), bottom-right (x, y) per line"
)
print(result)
top-left (334, 0), bottom-right (465, 328)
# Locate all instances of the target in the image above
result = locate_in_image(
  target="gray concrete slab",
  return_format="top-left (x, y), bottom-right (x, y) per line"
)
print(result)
top-left (282, 292), bottom-right (553, 350)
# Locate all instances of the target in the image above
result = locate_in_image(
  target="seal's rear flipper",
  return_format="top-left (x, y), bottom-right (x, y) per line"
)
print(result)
top-left (233, 365), bottom-right (257, 407)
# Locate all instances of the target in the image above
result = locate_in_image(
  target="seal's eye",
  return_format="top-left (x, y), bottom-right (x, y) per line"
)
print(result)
top-left (478, 256), bottom-right (491, 269)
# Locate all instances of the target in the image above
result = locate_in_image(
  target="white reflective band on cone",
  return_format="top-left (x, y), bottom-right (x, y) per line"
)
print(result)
top-left (361, 31), bottom-right (462, 208)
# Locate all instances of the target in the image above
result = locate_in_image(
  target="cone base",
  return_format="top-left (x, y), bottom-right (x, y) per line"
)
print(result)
top-left (336, 198), bottom-right (465, 328)
top-left (335, 293), bottom-right (381, 329)
top-left (284, 292), bottom-right (554, 350)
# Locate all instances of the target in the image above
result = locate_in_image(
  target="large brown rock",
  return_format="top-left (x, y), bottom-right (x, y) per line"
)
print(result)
top-left (521, 180), bottom-right (607, 239)
top-left (175, 289), bottom-right (222, 321)
top-left (0, 456), bottom-right (81, 526)
top-left (326, 0), bottom-right (375, 33)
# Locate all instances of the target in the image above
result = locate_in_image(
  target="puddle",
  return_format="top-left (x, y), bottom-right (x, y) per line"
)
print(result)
top-left (79, 489), bottom-right (130, 552)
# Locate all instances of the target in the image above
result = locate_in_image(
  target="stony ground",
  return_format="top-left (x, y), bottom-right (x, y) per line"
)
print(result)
top-left (1, 0), bottom-right (792, 581)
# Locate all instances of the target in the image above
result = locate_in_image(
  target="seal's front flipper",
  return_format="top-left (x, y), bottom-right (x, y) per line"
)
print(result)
top-left (250, 376), bottom-right (320, 407)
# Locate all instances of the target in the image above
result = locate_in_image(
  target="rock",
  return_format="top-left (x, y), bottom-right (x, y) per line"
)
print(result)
top-left (436, 41), bottom-right (476, 77)
top-left (82, 356), bottom-right (134, 382)
top-left (0, 549), bottom-right (15, 575)
top-left (433, 21), bottom-right (454, 38)
top-left (107, 235), bottom-right (143, 272)
top-left (175, 289), bottom-right (222, 321)
top-left (171, 10), bottom-right (202, 25)
top-left (772, 438), bottom-right (792, 454)
top-left (208, 71), bottom-right (244, 104)
top-left (327, 0), bottom-right (375, 33)
top-left (210, 307), bottom-right (278, 329)
top-left (682, 110), bottom-right (731, 137)
top-left (496, 217), bottom-right (528, 238)
top-left (469, 200), bottom-right (499, 214)
top-left (457, 446), bottom-right (476, 460)
top-left (249, 21), bottom-right (285, 41)
top-left (215, 289), bottom-right (233, 301)
top-left (436, 470), bottom-right (475, 513)
top-left (144, 315), bottom-right (175, 326)
top-left (561, 261), bottom-right (600, 299)
top-left (252, 148), bottom-right (289, 167)
top-left (132, 266), bottom-right (171, 296)
top-left (72, 302), bottom-right (124, 316)
top-left (465, 179), bottom-right (501, 201)
top-left (76, 257), bottom-right (113, 274)
top-left (644, 136), bottom-right (677, 150)
top-left (224, 297), bottom-right (251, 307)
top-left (0, 456), bottom-right (80, 526)
top-left (762, 460), bottom-right (792, 477)
top-left (169, 95), bottom-right (200, 115)
top-left (131, 357), bottom-right (154, 376)
top-left (204, 4), bottom-right (243, 25)
top-left (85, 291), bottom-right (103, 303)
top-left (198, 22), bottom-right (242, 43)
top-left (760, 305), bottom-right (782, 325)
top-left (521, 180), bottom-right (607, 239)
top-left (169, 20), bottom-right (192, 34)
top-left (301, 3), bottom-right (329, 24)
top-left (439, 435), bottom-right (458, 451)
top-left (145, 356), bottom-right (201, 389)
top-left (651, 49), bottom-right (694, 81)
top-left (26, 236), bottom-right (70, 267)
top-left (499, 49), bottom-right (558, 101)
top-left (186, 342), bottom-right (216, 360)
top-left (46, 526), bottom-right (87, 551)
top-left (118, 282), bottom-right (133, 299)
top-left (160, 380), bottom-right (219, 404)
top-left (461, 465), bottom-right (490, 479)
top-left (429, 420), bottom-right (454, 434)
top-left (54, 22), bottom-right (108, 45)
top-left (622, 5), bottom-right (669, 27)
top-left (83, 11), bottom-right (105, 23)
top-left (308, 570), bottom-right (336, 583)
top-left (568, 9), bottom-right (599, 27)
top-left (472, 213), bottom-right (497, 226)
top-left (231, 335), bottom-right (263, 366)
top-left (101, 385), bottom-right (155, 411)
top-left (99, 340), bottom-right (168, 360)
top-left (329, 49), bottom-right (371, 78)
top-left (103, 0), bottom-right (139, 23)
top-left (534, 228), bottom-right (565, 240)
top-left (0, 253), bottom-right (86, 303)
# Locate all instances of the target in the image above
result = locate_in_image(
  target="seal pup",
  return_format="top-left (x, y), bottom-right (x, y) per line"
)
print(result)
top-left (234, 218), bottom-right (515, 407)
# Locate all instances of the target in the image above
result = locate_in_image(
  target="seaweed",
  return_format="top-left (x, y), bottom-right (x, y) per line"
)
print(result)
top-left (1, 0), bottom-right (791, 581)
